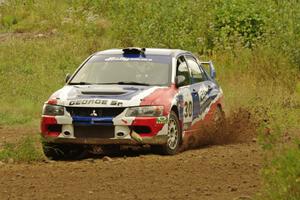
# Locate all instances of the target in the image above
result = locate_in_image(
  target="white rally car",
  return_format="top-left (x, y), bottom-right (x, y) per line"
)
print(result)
top-left (41, 48), bottom-right (224, 159)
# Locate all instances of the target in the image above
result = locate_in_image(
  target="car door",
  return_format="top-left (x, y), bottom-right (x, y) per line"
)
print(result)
top-left (185, 55), bottom-right (211, 122)
top-left (198, 62), bottom-right (220, 112)
top-left (175, 55), bottom-right (193, 130)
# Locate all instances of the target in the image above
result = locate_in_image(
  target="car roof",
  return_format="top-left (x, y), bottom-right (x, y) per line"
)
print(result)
top-left (95, 48), bottom-right (189, 57)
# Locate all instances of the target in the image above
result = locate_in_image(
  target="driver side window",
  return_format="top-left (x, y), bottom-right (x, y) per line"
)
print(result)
top-left (176, 56), bottom-right (191, 86)
top-left (186, 56), bottom-right (206, 83)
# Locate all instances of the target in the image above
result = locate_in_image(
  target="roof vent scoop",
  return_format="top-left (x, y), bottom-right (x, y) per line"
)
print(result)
top-left (122, 47), bottom-right (146, 55)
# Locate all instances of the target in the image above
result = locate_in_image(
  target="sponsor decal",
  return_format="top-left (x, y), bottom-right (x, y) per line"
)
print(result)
top-left (69, 99), bottom-right (123, 106)
top-left (184, 101), bottom-right (193, 118)
top-left (156, 116), bottom-right (168, 124)
top-left (104, 57), bottom-right (153, 62)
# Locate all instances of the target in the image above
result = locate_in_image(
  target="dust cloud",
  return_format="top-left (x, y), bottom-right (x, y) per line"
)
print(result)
top-left (180, 108), bottom-right (258, 151)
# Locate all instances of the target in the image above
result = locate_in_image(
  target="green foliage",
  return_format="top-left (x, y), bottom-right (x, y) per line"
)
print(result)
top-left (0, 136), bottom-right (44, 162)
top-left (1, 15), bottom-right (18, 29)
top-left (212, 0), bottom-right (266, 49)
top-left (263, 0), bottom-right (300, 69)
top-left (1, 0), bottom-right (299, 63)
top-left (101, 0), bottom-right (214, 53)
top-left (261, 144), bottom-right (300, 200)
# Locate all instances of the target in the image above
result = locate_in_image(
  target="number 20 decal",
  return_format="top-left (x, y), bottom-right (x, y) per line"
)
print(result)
top-left (184, 101), bottom-right (192, 118)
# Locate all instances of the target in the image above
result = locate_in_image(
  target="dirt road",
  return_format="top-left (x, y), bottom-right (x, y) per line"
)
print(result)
top-left (0, 111), bottom-right (263, 200)
top-left (0, 141), bottom-right (262, 199)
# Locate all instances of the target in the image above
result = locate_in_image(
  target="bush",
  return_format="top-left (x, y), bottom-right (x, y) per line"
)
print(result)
top-left (212, 0), bottom-right (266, 49)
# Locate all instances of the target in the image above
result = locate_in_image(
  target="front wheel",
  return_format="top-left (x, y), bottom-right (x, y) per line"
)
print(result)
top-left (152, 111), bottom-right (182, 155)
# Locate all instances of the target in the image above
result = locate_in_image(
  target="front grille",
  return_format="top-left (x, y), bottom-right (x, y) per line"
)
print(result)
top-left (74, 125), bottom-right (114, 138)
top-left (66, 107), bottom-right (125, 117)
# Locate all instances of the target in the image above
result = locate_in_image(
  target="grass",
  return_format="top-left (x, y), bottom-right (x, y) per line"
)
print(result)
top-left (0, 136), bottom-right (44, 162)
top-left (258, 140), bottom-right (300, 200)
top-left (0, 1), bottom-right (299, 198)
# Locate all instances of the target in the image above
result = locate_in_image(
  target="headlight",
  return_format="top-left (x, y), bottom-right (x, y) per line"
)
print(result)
top-left (126, 106), bottom-right (164, 117)
top-left (42, 104), bottom-right (64, 116)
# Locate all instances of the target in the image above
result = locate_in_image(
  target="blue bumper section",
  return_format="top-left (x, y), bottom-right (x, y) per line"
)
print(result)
top-left (72, 116), bottom-right (113, 126)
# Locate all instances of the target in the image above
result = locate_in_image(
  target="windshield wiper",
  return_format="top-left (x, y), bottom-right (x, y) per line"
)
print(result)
top-left (68, 82), bottom-right (92, 85)
top-left (94, 82), bottom-right (118, 85)
top-left (69, 81), bottom-right (151, 86)
top-left (116, 81), bottom-right (150, 86)
top-left (94, 82), bottom-right (150, 86)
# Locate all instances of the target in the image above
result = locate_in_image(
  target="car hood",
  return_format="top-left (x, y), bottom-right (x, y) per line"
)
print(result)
top-left (49, 85), bottom-right (166, 107)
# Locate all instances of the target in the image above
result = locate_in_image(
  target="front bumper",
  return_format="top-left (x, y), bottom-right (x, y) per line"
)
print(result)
top-left (41, 113), bottom-right (169, 145)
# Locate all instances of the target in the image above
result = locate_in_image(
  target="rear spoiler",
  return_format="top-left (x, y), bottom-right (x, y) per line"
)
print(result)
top-left (199, 61), bottom-right (216, 79)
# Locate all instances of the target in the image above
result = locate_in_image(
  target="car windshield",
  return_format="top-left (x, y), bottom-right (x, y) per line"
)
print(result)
top-left (69, 54), bottom-right (171, 86)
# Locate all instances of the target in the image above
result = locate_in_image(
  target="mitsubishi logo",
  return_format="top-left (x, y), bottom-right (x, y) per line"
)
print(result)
top-left (90, 110), bottom-right (98, 117)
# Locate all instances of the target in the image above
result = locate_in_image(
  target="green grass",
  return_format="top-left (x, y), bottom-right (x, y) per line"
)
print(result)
top-left (0, 136), bottom-right (44, 162)
top-left (258, 142), bottom-right (300, 200)
top-left (0, 1), bottom-right (299, 198)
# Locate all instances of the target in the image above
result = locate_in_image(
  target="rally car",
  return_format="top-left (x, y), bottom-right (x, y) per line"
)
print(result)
top-left (41, 47), bottom-right (224, 159)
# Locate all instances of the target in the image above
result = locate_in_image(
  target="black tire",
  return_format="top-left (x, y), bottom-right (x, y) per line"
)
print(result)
top-left (101, 145), bottom-right (121, 156)
top-left (152, 111), bottom-right (182, 155)
top-left (42, 142), bottom-right (86, 160)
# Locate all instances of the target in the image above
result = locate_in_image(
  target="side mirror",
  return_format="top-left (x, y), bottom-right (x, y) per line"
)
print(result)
top-left (209, 62), bottom-right (216, 80)
top-left (65, 73), bottom-right (71, 83)
top-left (175, 75), bottom-right (186, 87)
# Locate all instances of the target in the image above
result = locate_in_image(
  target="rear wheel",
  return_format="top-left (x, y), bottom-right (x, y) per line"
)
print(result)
top-left (152, 111), bottom-right (182, 155)
top-left (42, 142), bottom-right (86, 160)
top-left (213, 105), bottom-right (225, 125)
